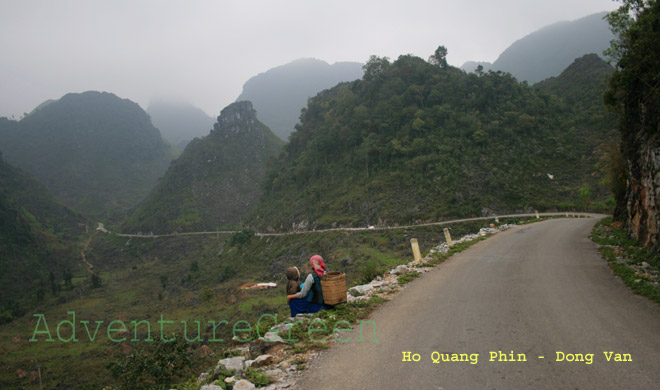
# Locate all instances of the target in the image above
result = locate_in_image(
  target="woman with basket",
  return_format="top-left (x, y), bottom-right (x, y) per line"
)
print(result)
top-left (286, 255), bottom-right (336, 316)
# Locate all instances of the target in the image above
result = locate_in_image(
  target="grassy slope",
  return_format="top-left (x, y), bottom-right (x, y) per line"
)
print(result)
top-left (591, 217), bottom-right (660, 302)
top-left (0, 156), bottom-right (85, 317)
top-left (0, 217), bottom-right (504, 389)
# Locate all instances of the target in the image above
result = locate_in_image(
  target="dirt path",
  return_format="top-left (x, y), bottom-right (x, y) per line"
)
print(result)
top-left (80, 231), bottom-right (97, 273)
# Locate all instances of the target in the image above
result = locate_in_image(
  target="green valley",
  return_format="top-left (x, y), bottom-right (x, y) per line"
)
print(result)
top-left (0, 48), bottom-right (623, 389)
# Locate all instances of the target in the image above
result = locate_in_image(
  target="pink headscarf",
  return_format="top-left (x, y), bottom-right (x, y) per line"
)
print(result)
top-left (310, 255), bottom-right (326, 276)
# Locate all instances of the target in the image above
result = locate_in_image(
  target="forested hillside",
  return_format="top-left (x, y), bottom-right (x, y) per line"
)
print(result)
top-left (0, 153), bottom-right (83, 323)
top-left (535, 53), bottom-right (614, 107)
top-left (123, 101), bottom-right (284, 234)
top-left (248, 52), bottom-right (617, 231)
top-left (0, 91), bottom-right (174, 220)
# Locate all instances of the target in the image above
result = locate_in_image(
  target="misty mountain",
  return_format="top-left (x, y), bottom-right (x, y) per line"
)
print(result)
top-left (460, 61), bottom-right (493, 73)
top-left (0, 91), bottom-right (174, 220)
top-left (236, 58), bottom-right (364, 141)
top-left (0, 152), bottom-right (83, 318)
top-left (146, 99), bottom-right (215, 149)
top-left (461, 12), bottom-right (614, 83)
top-left (122, 101), bottom-right (284, 234)
top-left (248, 54), bottom-right (617, 230)
top-left (27, 99), bottom-right (56, 116)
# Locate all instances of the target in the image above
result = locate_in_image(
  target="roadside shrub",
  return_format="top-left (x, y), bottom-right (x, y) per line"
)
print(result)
top-left (107, 338), bottom-right (195, 390)
top-left (358, 259), bottom-right (383, 285)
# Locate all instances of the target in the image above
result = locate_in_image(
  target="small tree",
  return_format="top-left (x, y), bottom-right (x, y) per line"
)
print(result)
top-left (578, 186), bottom-right (592, 211)
top-left (363, 55), bottom-right (391, 81)
top-left (202, 286), bottom-right (214, 301)
top-left (429, 45), bottom-right (449, 69)
top-left (189, 261), bottom-right (199, 274)
top-left (228, 229), bottom-right (254, 248)
top-left (36, 287), bottom-right (45, 301)
top-left (91, 273), bottom-right (102, 289)
top-left (159, 275), bottom-right (168, 290)
top-left (49, 271), bottom-right (58, 295)
top-left (220, 266), bottom-right (236, 282)
top-left (62, 269), bottom-right (73, 290)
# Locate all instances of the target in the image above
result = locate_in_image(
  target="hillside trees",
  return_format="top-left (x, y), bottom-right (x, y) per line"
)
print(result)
top-left (250, 51), bottom-right (616, 230)
top-left (0, 154), bottom-right (83, 320)
top-left (429, 45), bottom-right (449, 69)
top-left (122, 102), bottom-right (283, 234)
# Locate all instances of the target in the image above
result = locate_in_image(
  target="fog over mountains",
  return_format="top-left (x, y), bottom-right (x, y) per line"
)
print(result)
top-left (146, 99), bottom-right (215, 149)
top-left (461, 12), bottom-right (614, 83)
top-left (0, 91), bottom-right (173, 220)
top-left (236, 58), bottom-right (364, 141)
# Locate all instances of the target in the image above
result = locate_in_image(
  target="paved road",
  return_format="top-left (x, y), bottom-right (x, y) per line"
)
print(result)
top-left (112, 212), bottom-right (587, 238)
top-left (295, 217), bottom-right (660, 389)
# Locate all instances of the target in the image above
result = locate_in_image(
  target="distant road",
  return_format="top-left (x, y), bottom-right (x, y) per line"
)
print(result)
top-left (295, 217), bottom-right (660, 389)
top-left (110, 212), bottom-right (592, 238)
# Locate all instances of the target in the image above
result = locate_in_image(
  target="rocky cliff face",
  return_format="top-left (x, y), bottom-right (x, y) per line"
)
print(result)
top-left (623, 133), bottom-right (660, 251)
top-left (603, 1), bottom-right (660, 254)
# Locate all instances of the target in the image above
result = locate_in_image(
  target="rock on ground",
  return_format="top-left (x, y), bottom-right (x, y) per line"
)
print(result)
top-left (200, 385), bottom-right (224, 390)
top-left (390, 265), bottom-right (408, 275)
top-left (349, 284), bottom-right (373, 295)
top-left (216, 356), bottom-right (246, 373)
top-left (250, 354), bottom-right (275, 368)
top-left (233, 379), bottom-right (256, 390)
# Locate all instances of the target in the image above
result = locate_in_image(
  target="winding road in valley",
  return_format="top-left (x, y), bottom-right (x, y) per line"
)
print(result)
top-left (295, 217), bottom-right (660, 389)
top-left (109, 212), bottom-right (583, 238)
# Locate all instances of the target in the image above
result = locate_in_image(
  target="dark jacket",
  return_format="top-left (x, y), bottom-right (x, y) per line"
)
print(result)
top-left (307, 273), bottom-right (324, 305)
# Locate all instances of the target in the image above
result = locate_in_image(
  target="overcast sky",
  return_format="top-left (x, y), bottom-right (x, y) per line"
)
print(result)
top-left (0, 0), bottom-right (619, 119)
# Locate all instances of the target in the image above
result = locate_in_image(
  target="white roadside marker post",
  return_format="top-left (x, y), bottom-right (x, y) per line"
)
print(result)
top-left (410, 238), bottom-right (422, 262)
top-left (443, 228), bottom-right (453, 248)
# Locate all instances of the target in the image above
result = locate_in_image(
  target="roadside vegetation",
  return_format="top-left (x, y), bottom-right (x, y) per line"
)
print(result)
top-left (591, 217), bottom-right (660, 303)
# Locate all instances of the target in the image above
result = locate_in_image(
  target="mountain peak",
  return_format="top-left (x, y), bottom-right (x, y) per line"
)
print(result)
top-left (535, 53), bottom-right (614, 103)
top-left (123, 101), bottom-right (284, 233)
top-left (461, 11), bottom-right (613, 83)
top-left (214, 101), bottom-right (258, 134)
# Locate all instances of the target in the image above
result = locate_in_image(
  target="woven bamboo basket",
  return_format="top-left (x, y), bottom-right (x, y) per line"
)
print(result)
top-left (320, 271), bottom-right (347, 305)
